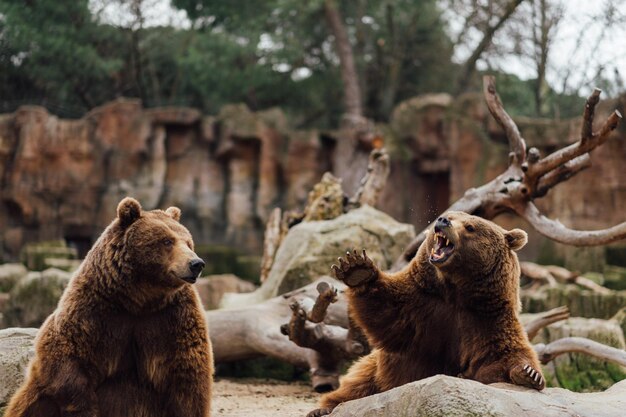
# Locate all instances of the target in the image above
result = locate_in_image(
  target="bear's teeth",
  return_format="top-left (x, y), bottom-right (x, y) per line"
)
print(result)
top-left (445, 239), bottom-right (450, 246)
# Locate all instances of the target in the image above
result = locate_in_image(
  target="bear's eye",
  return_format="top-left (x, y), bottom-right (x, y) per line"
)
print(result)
top-left (162, 238), bottom-right (174, 247)
top-left (465, 224), bottom-right (475, 232)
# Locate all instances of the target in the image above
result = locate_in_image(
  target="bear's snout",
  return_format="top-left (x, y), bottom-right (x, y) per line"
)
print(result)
top-left (435, 216), bottom-right (451, 229)
top-left (189, 258), bottom-right (206, 277)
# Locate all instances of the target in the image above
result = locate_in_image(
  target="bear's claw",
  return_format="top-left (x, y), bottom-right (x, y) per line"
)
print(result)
top-left (331, 249), bottom-right (377, 287)
top-left (306, 408), bottom-right (332, 417)
top-left (511, 363), bottom-right (545, 390)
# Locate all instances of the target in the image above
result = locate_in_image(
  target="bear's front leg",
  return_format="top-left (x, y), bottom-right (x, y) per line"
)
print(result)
top-left (5, 359), bottom-right (100, 417)
top-left (331, 249), bottom-right (425, 351)
top-left (308, 351), bottom-right (380, 417)
top-left (160, 293), bottom-right (213, 417)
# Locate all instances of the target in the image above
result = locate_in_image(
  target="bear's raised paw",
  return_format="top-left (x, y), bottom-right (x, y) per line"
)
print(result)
top-left (331, 249), bottom-right (378, 287)
top-left (511, 363), bottom-right (545, 390)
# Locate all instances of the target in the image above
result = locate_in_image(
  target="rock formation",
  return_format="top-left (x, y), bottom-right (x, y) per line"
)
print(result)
top-left (0, 94), bottom-right (625, 273)
top-left (220, 205), bottom-right (414, 308)
top-left (329, 375), bottom-right (626, 417)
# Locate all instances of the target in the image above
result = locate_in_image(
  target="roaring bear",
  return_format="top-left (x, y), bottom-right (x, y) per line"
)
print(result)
top-left (6, 197), bottom-right (213, 417)
top-left (308, 211), bottom-right (543, 416)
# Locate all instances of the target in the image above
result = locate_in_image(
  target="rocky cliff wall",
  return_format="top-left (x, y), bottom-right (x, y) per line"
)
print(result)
top-left (0, 99), bottom-right (331, 259)
top-left (0, 94), bottom-right (624, 270)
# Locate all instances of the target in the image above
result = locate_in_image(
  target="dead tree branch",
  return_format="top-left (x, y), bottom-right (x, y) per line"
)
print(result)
top-left (521, 261), bottom-right (613, 294)
top-left (348, 148), bottom-right (391, 209)
top-left (260, 207), bottom-right (282, 284)
top-left (524, 306), bottom-right (570, 340)
top-left (309, 281), bottom-right (339, 323)
top-left (456, 0), bottom-right (526, 93)
top-left (534, 337), bottom-right (626, 367)
top-left (581, 88), bottom-right (601, 142)
top-left (281, 281), bottom-right (366, 391)
top-left (516, 202), bottom-right (626, 246)
top-left (393, 76), bottom-right (624, 270)
top-left (521, 261), bottom-right (558, 288)
top-left (208, 279), bottom-right (352, 392)
top-left (483, 76), bottom-right (526, 165)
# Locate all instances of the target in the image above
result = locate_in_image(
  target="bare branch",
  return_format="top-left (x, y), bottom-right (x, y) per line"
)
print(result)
top-left (581, 88), bottom-right (602, 142)
top-left (283, 300), bottom-right (348, 355)
top-left (524, 306), bottom-right (570, 340)
top-left (569, 275), bottom-right (614, 294)
top-left (515, 202), bottom-right (626, 246)
top-left (457, 0), bottom-right (526, 93)
top-left (310, 281), bottom-right (338, 323)
top-left (521, 261), bottom-right (558, 287)
top-left (530, 109), bottom-right (622, 178)
top-left (483, 75), bottom-right (527, 165)
top-left (349, 148), bottom-right (390, 208)
top-left (534, 337), bottom-right (626, 367)
top-left (543, 265), bottom-right (575, 281)
top-left (596, 109), bottom-right (623, 138)
top-left (260, 207), bottom-right (282, 284)
top-left (533, 154), bottom-right (591, 198)
top-left (522, 262), bottom-right (613, 293)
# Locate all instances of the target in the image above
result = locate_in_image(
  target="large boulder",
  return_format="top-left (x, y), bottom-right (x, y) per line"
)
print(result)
top-left (221, 205), bottom-right (415, 308)
top-left (0, 328), bottom-right (37, 411)
top-left (4, 268), bottom-right (71, 327)
top-left (0, 264), bottom-right (28, 292)
top-left (330, 375), bottom-right (626, 417)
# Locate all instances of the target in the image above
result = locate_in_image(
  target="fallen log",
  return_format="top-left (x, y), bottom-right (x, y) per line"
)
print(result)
top-left (209, 277), bottom-right (625, 391)
top-left (207, 278), bottom-right (352, 392)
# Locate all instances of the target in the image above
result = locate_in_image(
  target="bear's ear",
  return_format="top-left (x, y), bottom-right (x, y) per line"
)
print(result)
top-left (117, 197), bottom-right (142, 228)
top-left (165, 206), bottom-right (181, 222)
top-left (505, 229), bottom-right (527, 251)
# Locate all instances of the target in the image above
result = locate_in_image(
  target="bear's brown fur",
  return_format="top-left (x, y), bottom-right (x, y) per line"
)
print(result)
top-left (6, 197), bottom-right (213, 417)
top-left (308, 211), bottom-right (543, 416)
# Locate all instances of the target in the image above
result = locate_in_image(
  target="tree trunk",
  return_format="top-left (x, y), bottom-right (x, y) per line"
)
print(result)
top-left (324, 0), bottom-right (363, 120)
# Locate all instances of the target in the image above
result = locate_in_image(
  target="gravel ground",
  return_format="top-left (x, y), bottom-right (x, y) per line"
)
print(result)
top-left (212, 378), bottom-right (320, 417)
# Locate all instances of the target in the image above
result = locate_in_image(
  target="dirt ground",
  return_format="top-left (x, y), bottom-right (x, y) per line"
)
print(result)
top-left (212, 378), bottom-right (321, 417)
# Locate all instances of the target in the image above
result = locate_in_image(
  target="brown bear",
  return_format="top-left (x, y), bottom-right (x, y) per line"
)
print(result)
top-left (6, 197), bottom-right (213, 417)
top-left (308, 211), bottom-right (543, 416)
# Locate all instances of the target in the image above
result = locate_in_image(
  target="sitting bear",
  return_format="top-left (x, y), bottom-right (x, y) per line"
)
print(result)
top-left (6, 197), bottom-right (213, 417)
top-left (308, 211), bottom-right (543, 416)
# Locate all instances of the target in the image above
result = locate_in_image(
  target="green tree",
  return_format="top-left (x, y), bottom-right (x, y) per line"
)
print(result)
top-left (0, 0), bottom-right (123, 113)
top-left (172, 0), bottom-right (457, 122)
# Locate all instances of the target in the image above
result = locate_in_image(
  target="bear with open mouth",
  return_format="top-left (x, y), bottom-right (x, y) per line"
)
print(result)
top-left (308, 211), bottom-right (543, 417)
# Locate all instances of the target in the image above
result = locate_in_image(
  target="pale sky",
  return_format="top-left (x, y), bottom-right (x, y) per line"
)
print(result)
top-left (89, 0), bottom-right (626, 97)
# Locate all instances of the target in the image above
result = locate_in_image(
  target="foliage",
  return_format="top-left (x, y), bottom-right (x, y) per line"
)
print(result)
top-left (0, 0), bottom-right (123, 113)
top-left (173, 0), bottom-right (457, 121)
top-left (0, 0), bottom-right (599, 123)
